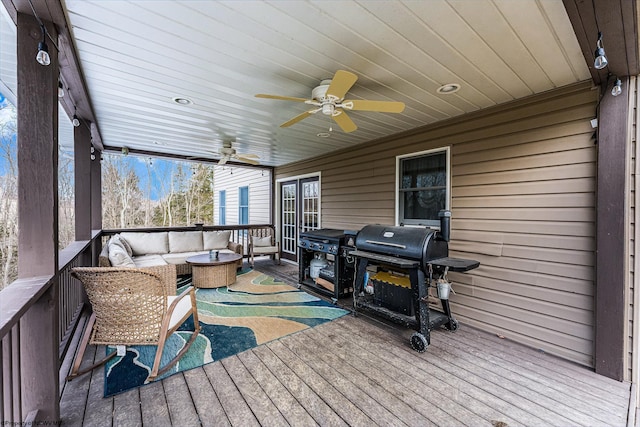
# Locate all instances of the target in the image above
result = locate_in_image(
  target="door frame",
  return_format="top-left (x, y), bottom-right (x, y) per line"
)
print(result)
top-left (275, 172), bottom-right (321, 262)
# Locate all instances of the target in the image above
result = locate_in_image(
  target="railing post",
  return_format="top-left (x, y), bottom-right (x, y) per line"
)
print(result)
top-left (19, 283), bottom-right (59, 421)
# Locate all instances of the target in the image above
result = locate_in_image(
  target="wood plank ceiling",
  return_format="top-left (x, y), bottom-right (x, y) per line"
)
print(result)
top-left (17, 1), bottom-right (594, 166)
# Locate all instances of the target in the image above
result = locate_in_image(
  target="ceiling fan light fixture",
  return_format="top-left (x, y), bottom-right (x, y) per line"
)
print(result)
top-left (436, 83), bottom-right (460, 94)
top-left (322, 103), bottom-right (335, 115)
top-left (172, 96), bottom-right (193, 105)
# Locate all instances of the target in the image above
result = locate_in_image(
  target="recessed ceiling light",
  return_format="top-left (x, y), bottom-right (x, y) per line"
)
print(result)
top-left (172, 97), bottom-right (193, 105)
top-left (436, 83), bottom-right (461, 94)
top-left (317, 132), bottom-right (331, 138)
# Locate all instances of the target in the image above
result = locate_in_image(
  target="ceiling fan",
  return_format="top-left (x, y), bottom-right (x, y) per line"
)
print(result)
top-left (255, 70), bottom-right (405, 133)
top-left (215, 140), bottom-right (260, 165)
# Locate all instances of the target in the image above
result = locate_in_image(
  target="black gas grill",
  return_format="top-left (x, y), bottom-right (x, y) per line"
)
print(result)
top-left (298, 229), bottom-right (356, 301)
top-left (351, 211), bottom-right (479, 352)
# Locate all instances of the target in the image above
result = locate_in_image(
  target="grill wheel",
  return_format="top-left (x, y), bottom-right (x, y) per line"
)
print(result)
top-left (410, 332), bottom-right (429, 353)
top-left (447, 318), bottom-right (459, 332)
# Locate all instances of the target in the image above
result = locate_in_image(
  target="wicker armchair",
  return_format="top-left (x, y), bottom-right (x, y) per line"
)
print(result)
top-left (67, 264), bottom-right (200, 382)
top-left (249, 228), bottom-right (280, 267)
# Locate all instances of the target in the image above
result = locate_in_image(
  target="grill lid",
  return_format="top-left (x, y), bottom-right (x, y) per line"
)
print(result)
top-left (355, 225), bottom-right (447, 265)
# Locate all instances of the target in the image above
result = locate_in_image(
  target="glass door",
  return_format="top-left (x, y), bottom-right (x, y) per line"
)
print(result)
top-left (279, 176), bottom-right (320, 262)
top-left (280, 181), bottom-right (297, 261)
top-left (301, 177), bottom-right (319, 233)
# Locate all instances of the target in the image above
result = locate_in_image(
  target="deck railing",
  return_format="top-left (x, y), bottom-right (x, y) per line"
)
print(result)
top-left (1, 224), bottom-right (275, 423)
top-left (102, 223), bottom-right (276, 256)
top-left (0, 234), bottom-right (97, 423)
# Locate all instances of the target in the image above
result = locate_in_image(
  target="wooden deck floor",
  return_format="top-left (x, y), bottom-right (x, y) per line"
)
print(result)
top-left (59, 259), bottom-right (631, 426)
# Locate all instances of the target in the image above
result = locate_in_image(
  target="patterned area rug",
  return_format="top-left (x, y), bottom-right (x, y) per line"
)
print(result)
top-left (103, 268), bottom-right (348, 397)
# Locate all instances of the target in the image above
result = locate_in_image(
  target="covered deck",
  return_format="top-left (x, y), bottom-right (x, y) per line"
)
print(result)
top-left (59, 260), bottom-right (631, 427)
top-left (1, 1), bottom-right (639, 425)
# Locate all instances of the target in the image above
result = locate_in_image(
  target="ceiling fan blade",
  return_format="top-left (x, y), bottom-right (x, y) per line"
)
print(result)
top-left (238, 153), bottom-right (259, 159)
top-left (218, 157), bottom-right (228, 165)
top-left (332, 109), bottom-right (357, 133)
top-left (236, 156), bottom-right (260, 165)
top-left (342, 99), bottom-right (405, 113)
top-left (280, 110), bottom-right (314, 128)
top-left (255, 94), bottom-right (309, 103)
top-left (326, 70), bottom-right (358, 100)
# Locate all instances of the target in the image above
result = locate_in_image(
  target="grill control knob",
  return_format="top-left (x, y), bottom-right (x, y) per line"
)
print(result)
top-left (318, 244), bottom-right (324, 250)
top-left (299, 240), bottom-right (305, 247)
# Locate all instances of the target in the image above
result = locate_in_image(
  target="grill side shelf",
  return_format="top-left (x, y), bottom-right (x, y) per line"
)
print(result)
top-left (428, 257), bottom-right (480, 272)
top-left (350, 250), bottom-right (420, 268)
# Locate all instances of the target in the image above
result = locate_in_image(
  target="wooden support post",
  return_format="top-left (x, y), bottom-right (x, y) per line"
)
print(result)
top-left (90, 150), bottom-right (102, 266)
top-left (90, 151), bottom-right (102, 232)
top-left (16, 13), bottom-right (60, 422)
top-left (74, 123), bottom-right (91, 241)
top-left (595, 76), bottom-right (630, 381)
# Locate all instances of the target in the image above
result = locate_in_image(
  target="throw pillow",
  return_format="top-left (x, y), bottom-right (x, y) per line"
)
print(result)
top-left (252, 235), bottom-right (272, 247)
top-left (112, 234), bottom-right (133, 256)
top-left (108, 244), bottom-right (136, 267)
top-left (109, 235), bottom-right (133, 256)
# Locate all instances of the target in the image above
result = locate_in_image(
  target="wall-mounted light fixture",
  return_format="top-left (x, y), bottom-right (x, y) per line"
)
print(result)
top-left (36, 24), bottom-right (50, 66)
top-left (58, 81), bottom-right (64, 98)
top-left (594, 32), bottom-right (608, 70)
top-left (122, 147), bottom-right (129, 156)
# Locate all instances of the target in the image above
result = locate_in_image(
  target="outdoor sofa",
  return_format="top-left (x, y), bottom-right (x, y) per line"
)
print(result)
top-left (99, 230), bottom-right (243, 275)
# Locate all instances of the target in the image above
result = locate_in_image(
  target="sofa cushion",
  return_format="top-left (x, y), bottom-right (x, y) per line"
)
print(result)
top-left (162, 251), bottom-right (204, 265)
top-left (169, 231), bottom-right (203, 253)
top-left (132, 254), bottom-right (168, 268)
top-left (120, 232), bottom-right (169, 256)
top-left (203, 230), bottom-right (231, 250)
top-left (108, 244), bottom-right (136, 267)
top-left (252, 235), bottom-right (273, 247)
top-left (162, 249), bottom-right (235, 265)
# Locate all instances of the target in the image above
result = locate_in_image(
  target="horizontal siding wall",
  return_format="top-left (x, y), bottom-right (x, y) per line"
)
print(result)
top-left (213, 166), bottom-right (271, 225)
top-left (276, 82), bottom-right (598, 367)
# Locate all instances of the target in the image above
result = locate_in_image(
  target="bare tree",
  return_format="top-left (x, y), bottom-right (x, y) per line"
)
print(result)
top-left (0, 97), bottom-right (17, 288)
top-left (101, 155), bottom-right (144, 229)
top-left (186, 163), bottom-right (214, 224)
top-left (58, 148), bottom-right (75, 248)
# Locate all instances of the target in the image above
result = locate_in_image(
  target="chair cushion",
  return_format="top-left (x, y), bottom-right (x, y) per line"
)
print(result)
top-left (132, 254), bottom-right (168, 268)
top-left (167, 294), bottom-right (193, 330)
top-left (168, 231), bottom-right (203, 253)
top-left (253, 246), bottom-right (279, 254)
top-left (108, 244), bottom-right (136, 267)
top-left (203, 231), bottom-right (231, 250)
top-left (121, 232), bottom-right (169, 256)
top-left (252, 235), bottom-right (272, 247)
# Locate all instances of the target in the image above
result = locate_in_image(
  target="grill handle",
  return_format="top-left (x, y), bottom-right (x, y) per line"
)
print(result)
top-left (365, 240), bottom-right (406, 249)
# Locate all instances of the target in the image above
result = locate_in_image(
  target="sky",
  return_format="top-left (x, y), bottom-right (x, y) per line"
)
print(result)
top-left (0, 90), bottom-right (205, 201)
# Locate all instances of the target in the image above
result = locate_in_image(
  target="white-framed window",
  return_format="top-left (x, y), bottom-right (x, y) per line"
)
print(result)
top-left (396, 147), bottom-right (450, 227)
top-left (238, 186), bottom-right (249, 224)
top-left (218, 190), bottom-right (226, 225)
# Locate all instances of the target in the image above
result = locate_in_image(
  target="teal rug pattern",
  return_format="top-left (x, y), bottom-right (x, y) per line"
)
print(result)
top-left (103, 269), bottom-right (348, 397)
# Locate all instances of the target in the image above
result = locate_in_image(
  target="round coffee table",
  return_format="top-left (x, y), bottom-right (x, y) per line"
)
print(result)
top-left (186, 253), bottom-right (243, 288)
